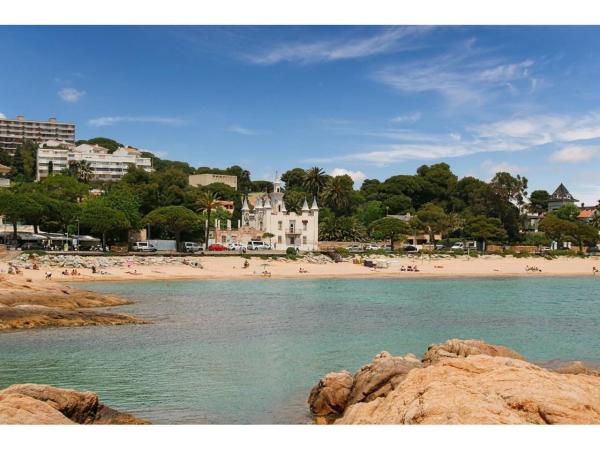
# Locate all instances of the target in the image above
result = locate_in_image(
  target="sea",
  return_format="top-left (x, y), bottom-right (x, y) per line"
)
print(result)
top-left (1, 277), bottom-right (599, 424)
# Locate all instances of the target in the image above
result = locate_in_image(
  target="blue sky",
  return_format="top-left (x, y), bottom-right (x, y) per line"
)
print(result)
top-left (2, 26), bottom-right (600, 203)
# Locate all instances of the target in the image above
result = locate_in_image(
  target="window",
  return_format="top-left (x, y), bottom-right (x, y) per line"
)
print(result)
top-left (302, 236), bottom-right (307, 245)
top-left (303, 221), bottom-right (308, 231)
top-left (277, 236), bottom-right (282, 244)
top-left (278, 221), bottom-right (282, 230)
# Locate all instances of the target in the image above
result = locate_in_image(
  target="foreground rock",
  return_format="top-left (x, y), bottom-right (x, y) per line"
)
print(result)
top-left (0, 384), bottom-right (148, 424)
top-left (0, 278), bottom-right (145, 331)
top-left (309, 339), bottom-right (600, 425)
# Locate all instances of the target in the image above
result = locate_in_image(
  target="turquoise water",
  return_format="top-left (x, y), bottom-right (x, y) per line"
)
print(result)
top-left (1, 277), bottom-right (599, 423)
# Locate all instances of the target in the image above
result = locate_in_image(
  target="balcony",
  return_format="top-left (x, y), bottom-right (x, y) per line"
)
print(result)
top-left (285, 228), bottom-right (301, 235)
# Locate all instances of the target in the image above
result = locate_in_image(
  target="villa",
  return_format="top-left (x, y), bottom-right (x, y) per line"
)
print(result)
top-left (213, 178), bottom-right (319, 251)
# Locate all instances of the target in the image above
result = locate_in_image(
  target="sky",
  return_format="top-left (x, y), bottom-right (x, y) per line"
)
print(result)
top-left (1, 25), bottom-right (600, 204)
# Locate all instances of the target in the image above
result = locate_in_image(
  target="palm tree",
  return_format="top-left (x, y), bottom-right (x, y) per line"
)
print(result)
top-left (321, 176), bottom-right (351, 213)
top-left (77, 160), bottom-right (93, 183)
top-left (303, 166), bottom-right (327, 198)
top-left (196, 191), bottom-right (220, 247)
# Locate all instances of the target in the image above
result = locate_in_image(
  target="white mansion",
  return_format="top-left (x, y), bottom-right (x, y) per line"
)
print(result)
top-left (214, 178), bottom-right (320, 251)
top-left (36, 140), bottom-right (153, 181)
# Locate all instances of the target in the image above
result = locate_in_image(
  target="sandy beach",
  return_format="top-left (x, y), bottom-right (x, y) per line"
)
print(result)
top-left (2, 253), bottom-right (600, 283)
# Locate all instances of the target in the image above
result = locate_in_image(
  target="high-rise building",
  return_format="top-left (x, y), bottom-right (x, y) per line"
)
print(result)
top-left (36, 140), bottom-right (153, 181)
top-left (0, 115), bottom-right (76, 153)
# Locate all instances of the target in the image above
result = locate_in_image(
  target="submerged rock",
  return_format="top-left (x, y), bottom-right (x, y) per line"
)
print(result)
top-left (0, 384), bottom-right (148, 424)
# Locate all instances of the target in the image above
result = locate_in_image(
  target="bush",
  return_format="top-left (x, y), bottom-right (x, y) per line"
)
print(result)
top-left (334, 247), bottom-right (350, 258)
top-left (21, 249), bottom-right (47, 256)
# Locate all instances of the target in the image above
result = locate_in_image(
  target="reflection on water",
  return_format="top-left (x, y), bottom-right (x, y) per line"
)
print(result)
top-left (1, 277), bottom-right (599, 423)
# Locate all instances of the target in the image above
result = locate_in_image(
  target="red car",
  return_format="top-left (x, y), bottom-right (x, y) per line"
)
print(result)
top-left (208, 243), bottom-right (227, 251)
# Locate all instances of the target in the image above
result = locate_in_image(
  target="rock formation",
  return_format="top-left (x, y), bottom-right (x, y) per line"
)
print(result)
top-left (0, 278), bottom-right (145, 331)
top-left (308, 339), bottom-right (600, 425)
top-left (0, 384), bottom-right (148, 424)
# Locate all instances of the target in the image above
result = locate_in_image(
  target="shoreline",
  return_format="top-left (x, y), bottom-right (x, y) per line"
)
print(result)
top-left (3, 254), bottom-right (600, 284)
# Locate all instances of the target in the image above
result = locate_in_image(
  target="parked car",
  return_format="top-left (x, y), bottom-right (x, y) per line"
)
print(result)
top-left (247, 240), bottom-right (270, 250)
top-left (450, 242), bottom-right (464, 250)
top-left (383, 244), bottom-right (393, 252)
top-left (346, 245), bottom-right (362, 252)
top-left (182, 242), bottom-right (202, 253)
top-left (403, 245), bottom-right (418, 252)
top-left (364, 244), bottom-right (380, 251)
top-left (228, 242), bottom-right (247, 251)
top-left (20, 242), bottom-right (45, 250)
top-left (435, 244), bottom-right (445, 250)
top-left (208, 243), bottom-right (227, 251)
top-left (132, 241), bottom-right (157, 252)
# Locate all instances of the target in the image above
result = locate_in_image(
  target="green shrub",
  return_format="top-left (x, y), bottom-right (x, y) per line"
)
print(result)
top-left (334, 247), bottom-right (350, 258)
top-left (21, 249), bottom-right (47, 256)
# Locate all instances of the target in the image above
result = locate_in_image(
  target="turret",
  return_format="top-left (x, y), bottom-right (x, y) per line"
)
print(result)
top-left (241, 196), bottom-right (250, 212)
top-left (255, 197), bottom-right (264, 210)
top-left (301, 198), bottom-right (310, 214)
top-left (310, 197), bottom-right (319, 211)
top-left (263, 195), bottom-right (272, 210)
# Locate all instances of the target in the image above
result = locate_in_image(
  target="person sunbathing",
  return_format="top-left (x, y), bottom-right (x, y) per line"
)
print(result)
top-left (406, 266), bottom-right (413, 272)
top-left (400, 266), bottom-right (406, 271)
top-left (45, 272), bottom-right (52, 279)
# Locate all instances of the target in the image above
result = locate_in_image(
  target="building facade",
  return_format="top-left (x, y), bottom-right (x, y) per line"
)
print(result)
top-left (548, 183), bottom-right (578, 211)
top-left (36, 141), bottom-right (153, 181)
top-left (0, 116), bottom-right (75, 153)
top-left (189, 173), bottom-right (238, 190)
top-left (214, 179), bottom-right (319, 251)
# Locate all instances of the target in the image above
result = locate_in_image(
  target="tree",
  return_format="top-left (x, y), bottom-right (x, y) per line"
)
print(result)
top-left (195, 191), bottom-right (220, 246)
top-left (528, 190), bottom-right (550, 214)
top-left (262, 232), bottom-right (275, 247)
top-left (283, 190), bottom-right (305, 214)
top-left (369, 217), bottom-right (410, 251)
top-left (79, 200), bottom-right (130, 249)
top-left (415, 203), bottom-right (450, 246)
top-left (319, 215), bottom-right (367, 242)
top-left (539, 214), bottom-right (577, 245)
top-left (355, 200), bottom-right (385, 227)
top-left (463, 216), bottom-right (508, 250)
top-left (554, 203), bottom-right (581, 221)
top-left (567, 222), bottom-right (598, 252)
top-left (490, 172), bottom-right (528, 208)
top-left (303, 167), bottom-right (327, 198)
top-left (321, 175), bottom-right (353, 215)
top-left (0, 190), bottom-right (23, 241)
top-left (143, 206), bottom-right (198, 249)
top-left (103, 185), bottom-right (142, 230)
top-left (281, 168), bottom-right (307, 191)
top-left (40, 174), bottom-right (88, 202)
top-left (76, 160), bottom-right (94, 183)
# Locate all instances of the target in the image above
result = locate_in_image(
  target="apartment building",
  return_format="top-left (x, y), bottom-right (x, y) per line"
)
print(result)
top-left (36, 141), bottom-right (153, 181)
top-left (0, 116), bottom-right (75, 153)
top-left (189, 173), bottom-right (238, 190)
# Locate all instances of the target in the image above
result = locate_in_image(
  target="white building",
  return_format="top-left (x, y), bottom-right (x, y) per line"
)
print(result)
top-left (36, 140), bottom-right (153, 181)
top-left (214, 178), bottom-right (319, 251)
top-left (0, 115), bottom-right (75, 153)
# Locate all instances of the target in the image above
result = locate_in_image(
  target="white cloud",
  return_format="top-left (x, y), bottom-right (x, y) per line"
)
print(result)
top-left (549, 145), bottom-right (600, 163)
top-left (245, 27), bottom-right (432, 65)
top-left (88, 116), bottom-right (185, 127)
top-left (58, 87), bottom-right (85, 103)
top-left (330, 168), bottom-right (367, 184)
top-left (307, 111), bottom-right (600, 166)
top-left (481, 160), bottom-right (527, 177)
top-left (0, 112), bottom-right (5, 119)
top-left (226, 125), bottom-right (260, 136)
top-left (372, 40), bottom-right (537, 106)
top-left (390, 112), bottom-right (422, 124)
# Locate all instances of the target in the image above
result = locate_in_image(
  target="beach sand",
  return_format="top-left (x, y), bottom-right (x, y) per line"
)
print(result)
top-left (2, 254), bottom-right (600, 283)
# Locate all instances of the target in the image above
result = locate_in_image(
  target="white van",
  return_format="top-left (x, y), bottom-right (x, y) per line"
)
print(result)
top-left (132, 241), bottom-right (157, 252)
top-left (183, 242), bottom-right (202, 253)
top-left (248, 241), bottom-right (270, 250)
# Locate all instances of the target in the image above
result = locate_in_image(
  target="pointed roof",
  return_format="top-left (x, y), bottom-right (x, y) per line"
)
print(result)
top-left (263, 195), bottom-right (272, 208)
top-left (255, 197), bottom-right (264, 209)
top-left (302, 198), bottom-right (310, 211)
top-left (550, 183), bottom-right (578, 202)
top-left (310, 196), bottom-right (319, 210)
top-left (281, 201), bottom-right (287, 213)
top-left (241, 196), bottom-right (249, 211)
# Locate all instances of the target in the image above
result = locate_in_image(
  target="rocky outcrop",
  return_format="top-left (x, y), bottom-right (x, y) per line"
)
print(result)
top-left (422, 338), bottom-right (524, 365)
top-left (308, 371), bottom-right (353, 422)
top-left (309, 339), bottom-right (600, 425)
top-left (0, 278), bottom-right (145, 331)
top-left (0, 384), bottom-right (148, 424)
top-left (552, 361), bottom-right (600, 377)
top-left (348, 351), bottom-right (422, 405)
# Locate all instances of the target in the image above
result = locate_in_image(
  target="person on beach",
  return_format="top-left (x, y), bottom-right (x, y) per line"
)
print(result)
top-left (92, 265), bottom-right (97, 274)
top-left (45, 271), bottom-right (52, 279)
top-left (594, 266), bottom-right (598, 275)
